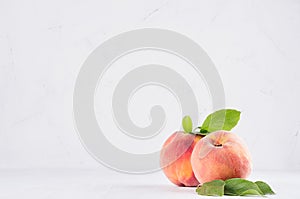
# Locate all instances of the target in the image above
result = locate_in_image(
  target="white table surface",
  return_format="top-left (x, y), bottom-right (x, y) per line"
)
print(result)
top-left (0, 168), bottom-right (298, 199)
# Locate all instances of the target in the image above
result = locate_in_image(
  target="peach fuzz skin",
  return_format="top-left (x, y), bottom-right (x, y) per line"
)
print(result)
top-left (191, 130), bottom-right (252, 184)
top-left (160, 131), bottom-right (202, 187)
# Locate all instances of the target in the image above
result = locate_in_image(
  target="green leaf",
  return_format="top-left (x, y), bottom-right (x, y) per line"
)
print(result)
top-left (240, 189), bottom-right (263, 196)
top-left (182, 115), bottom-right (193, 133)
top-left (224, 178), bottom-right (263, 196)
top-left (195, 178), bottom-right (275, 197)
top-left (201, 109), bottom-right (241, 134)
top-left (196, 180), bottom-right (225, 196)
top-left (255, 181), bottom-right (275, 195)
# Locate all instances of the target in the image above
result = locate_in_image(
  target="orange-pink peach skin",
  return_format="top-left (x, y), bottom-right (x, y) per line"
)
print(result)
top-left (191, 130), bottom-right (252, 184)
top-left (160, 131), bottom-right (202, 187)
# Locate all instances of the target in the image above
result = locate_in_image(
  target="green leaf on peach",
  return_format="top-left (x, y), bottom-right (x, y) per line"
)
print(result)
top-left (182, 115), bottom-right (193, 133)
top-left (200, 109), bottom-right (241, 134)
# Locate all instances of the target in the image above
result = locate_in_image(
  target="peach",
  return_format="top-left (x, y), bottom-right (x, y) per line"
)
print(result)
top-left (160, 131), bottom-right (202, 186)
top-left (191, 130), bottom-right (252, 184)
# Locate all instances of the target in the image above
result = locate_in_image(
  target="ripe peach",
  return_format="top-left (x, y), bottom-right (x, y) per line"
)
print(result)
top-left (160, 131), bottom-right (202, 187)
top-left (191, 130), bottom-right (252, 184)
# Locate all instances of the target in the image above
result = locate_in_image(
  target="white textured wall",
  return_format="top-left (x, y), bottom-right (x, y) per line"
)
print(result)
top-left (1, 0), bottom-right (300, 171)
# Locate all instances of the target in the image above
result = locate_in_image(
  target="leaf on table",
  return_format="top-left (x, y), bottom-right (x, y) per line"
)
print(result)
top-left (240, 189), bottom-right (263, 196)
top-left (255, 181), bottom-right (275, 195)
top-left (196, 180), bottom-right (225, 196)
top-left (224, 178), bottom-right (263, 196)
